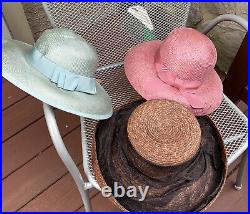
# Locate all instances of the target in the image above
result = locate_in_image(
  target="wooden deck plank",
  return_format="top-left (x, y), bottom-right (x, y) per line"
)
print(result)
top-left (2, 109), bottom-right (80, 179)
top-left (2, 127), bottom-right (82, 211)
top-left (2, 96), bottom-right (44, 142)
top-left (19, 165), bottom-right (98, 212)
top-left (2, 81), bottom-right (28, 110)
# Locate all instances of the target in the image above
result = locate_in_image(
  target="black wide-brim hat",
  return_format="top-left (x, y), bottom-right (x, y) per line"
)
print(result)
top-left (91, 99), bottom-right (227, 211)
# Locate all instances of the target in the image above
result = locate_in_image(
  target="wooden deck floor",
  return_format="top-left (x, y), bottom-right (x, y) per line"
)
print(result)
top-left (2, 80), bottom-right (248, 212)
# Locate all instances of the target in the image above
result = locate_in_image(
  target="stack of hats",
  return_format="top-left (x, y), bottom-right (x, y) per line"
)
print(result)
top-left (91, 27), bottom-right (227, 211)
top-left (92, 99), bottom-right (227, 211)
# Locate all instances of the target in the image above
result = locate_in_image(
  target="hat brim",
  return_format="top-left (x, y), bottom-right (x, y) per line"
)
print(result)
top-left (124, 41), bottom-right (223, 115)
top-left (2, 40), bottom-right (113, 120)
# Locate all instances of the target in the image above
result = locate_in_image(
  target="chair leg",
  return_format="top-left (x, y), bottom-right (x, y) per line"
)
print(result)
top-left (234, 149), bottom-right (248, 190)
top-left (81, 189), bottom-right (92, 212)
top-left (43, 103), bottom-right (92, 211)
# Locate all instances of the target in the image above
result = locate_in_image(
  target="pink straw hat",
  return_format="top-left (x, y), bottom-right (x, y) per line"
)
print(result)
top-left (124, 27), bottom-right (223, 115)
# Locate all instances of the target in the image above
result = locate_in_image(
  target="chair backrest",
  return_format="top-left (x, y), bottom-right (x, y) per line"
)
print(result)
top-left (40, 2), bottom-right (190, 68)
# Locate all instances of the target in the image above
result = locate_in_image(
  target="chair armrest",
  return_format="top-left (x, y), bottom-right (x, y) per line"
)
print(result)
top-left (200, 14), bottom-right (248, 34)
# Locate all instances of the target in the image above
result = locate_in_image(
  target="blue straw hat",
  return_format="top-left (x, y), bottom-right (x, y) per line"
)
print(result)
top-left (2, 28), bottom-right (113, 120)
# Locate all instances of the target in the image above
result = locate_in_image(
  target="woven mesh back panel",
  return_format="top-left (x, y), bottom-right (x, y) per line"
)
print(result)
top-left (43, 2), bottom-right (191, 67)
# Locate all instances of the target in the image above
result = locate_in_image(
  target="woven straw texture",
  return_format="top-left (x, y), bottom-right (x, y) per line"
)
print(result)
top-left (34, 28), bottom-right (98, 77)
top-left (159, 27), bottom-right (217, 81)
top-left (127, 100), bottom-right (201, 166)
top-left (124, 27), bottom-right (223, 116)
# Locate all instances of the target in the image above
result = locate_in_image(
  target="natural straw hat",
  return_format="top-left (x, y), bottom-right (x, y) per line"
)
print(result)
top-left (124, 27), bottom-right (223, 116)
top-left (2, 28), bottom-right (112, 120)
top-left (91, 99), bottom-right (227, 211)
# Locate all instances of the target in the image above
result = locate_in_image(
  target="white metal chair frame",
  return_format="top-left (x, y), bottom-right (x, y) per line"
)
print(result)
top-left (42, 15), bottom-right (248, 212)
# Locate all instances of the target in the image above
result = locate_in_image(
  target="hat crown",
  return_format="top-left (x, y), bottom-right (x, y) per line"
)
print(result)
top-left (159, 27), bottom-right (217, 81)
top-left (127, 100), bottom-right (201, 166)
top-left (34, 28), bottom-right (98, 78)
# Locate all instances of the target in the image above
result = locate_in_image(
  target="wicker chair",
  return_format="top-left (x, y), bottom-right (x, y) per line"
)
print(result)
top-left (22, 3), bottom-right (248, 211)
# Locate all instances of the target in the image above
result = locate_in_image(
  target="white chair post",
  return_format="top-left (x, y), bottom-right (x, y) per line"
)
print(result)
top-left (43, 103), bottom-right (92, 212)
top-left (234, 149), bottom-right (248, 190)
top-left (200, 14), bottom-right (248, 34)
